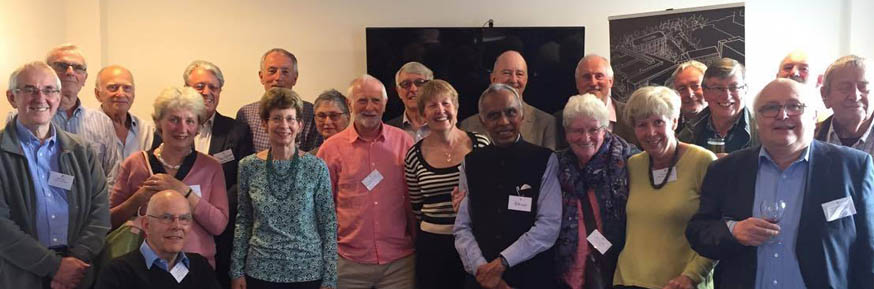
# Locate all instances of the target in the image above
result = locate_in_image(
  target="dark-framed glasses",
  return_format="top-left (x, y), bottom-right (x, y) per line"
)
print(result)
top-left (315, 112), bottom-right (346, 121)
top-left (399, 79), bottom-right (429, 89)
top-left (147, 213), bottom-right (193, 225)
top-left (757, 102), bottom-right (806, 118)
top-left (704, 84), bottom-right (746, 93)
top-left (15, 86), bottom-right (61, 96)
top-left (49, 61), bottom-right (87, 73)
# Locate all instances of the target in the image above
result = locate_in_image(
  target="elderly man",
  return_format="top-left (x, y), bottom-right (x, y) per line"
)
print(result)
top-left (666, 60), bottom-right (708, 132)
top-left (95, 191), bottom-right (221, 289)
top-left (459, 50), bottom-right (557, 150)
top-left (678, 58), bottom-right (758, 154)
top-left (95, 65), bottom-right (154, 158)
top-left (454, 83), bottom-right (561, 289)
top-left (317, 75), bottom-right (416, 289)
top-left (776, 50), bottom-right (812, 84)
top-left (815, 55), bottom-right (874, 155)
top-left (236, 48), bottom-right (320, 152)
top-left (556, 54), bottom-right (637, 149)
top-left (387, 61), bottom-right (433, 141)
top-left (0, 62), bottom-right (110, 289)
top-left (686, 78), bottom-right (874, 289)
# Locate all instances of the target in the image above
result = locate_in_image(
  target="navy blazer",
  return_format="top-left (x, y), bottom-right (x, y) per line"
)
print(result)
top-left (686, 140), bottom-right (874, 289)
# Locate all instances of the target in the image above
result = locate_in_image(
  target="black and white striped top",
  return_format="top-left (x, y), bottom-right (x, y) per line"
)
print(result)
top-left (405, 131), bottom-right (490, 235)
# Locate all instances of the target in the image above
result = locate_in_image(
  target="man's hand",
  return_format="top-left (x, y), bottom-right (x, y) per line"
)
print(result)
top-left (231, 277), bottom-right (246, 289)
top-left (732, 217), bottom-right (780, 246)
top-left (475, 258), bottom-right (506, 289)
top-left (662, 274), bottom-right (694, 289)
top-left (52, 257), bottom-right (89, 289)
top-left (451, 186), bottom-right (466, 212)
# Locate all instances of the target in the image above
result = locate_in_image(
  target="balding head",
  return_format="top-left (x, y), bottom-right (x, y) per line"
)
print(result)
top-left (95, 65), bottom-right (135, 116)
top-left (143, 190), bottom-right (192, 262)
top-left (754, 78), bottom-right (817, 155)
top-left (777, 50), bottom-right (811, 84)
top-left (574, 54), bottom-right (614, 102)
top-left (491, 50), bottom-right (528, 96)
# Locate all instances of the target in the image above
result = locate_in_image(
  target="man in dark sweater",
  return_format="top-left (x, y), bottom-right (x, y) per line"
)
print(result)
top-left (454, 84), bottom-right (561, 289)
top-left (95, 190), bottom-right (220, 289)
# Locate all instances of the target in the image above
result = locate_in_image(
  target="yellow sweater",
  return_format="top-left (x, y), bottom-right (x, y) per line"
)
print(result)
top-left (613, 144), bottom-right (716, 289)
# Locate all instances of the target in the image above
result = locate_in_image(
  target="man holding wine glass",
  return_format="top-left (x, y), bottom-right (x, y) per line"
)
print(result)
top-left (686, 78), bottom-right (874, 289)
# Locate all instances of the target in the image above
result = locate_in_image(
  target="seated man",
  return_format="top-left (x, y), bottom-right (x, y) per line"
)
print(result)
top-left (95, 190), bottom-right (220, 289)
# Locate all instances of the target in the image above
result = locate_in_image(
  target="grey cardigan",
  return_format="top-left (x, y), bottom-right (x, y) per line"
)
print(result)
top-left (0, 119), bottom-right (110, 289)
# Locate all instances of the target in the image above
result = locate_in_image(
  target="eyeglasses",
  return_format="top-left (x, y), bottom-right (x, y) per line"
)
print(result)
top-left (315, 112), bottom-right (346, 121)
top-left (269, 116), bottom-right (298, 123)
top-left (49, 61), bottom-right (87, 73)
top-left (704, 84), bottom-right (746, 93)
top-left (104, 84), bottom-right (133, 93)
top-left (190, 83), bottom-right (221, 92)
top-left (399, 79), bottom-right (429, 89)
top-left (15, 86), bottom-right (61, 96)
top-left (757, 102), bottom-right (807, 118)
top-left (566, 127), bottom-right (605, 137)
top-left (147, 213), bottom-right (193, 225)
top-left (675, 84), bottom-right (701, 92)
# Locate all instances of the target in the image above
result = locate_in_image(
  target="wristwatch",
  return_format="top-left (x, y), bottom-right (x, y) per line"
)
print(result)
top-left (499, 254), bottom-right (509, 269)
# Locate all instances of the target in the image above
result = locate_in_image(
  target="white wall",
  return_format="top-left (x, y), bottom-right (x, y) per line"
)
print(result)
top-left (1, 0), bottom-right (869, 126)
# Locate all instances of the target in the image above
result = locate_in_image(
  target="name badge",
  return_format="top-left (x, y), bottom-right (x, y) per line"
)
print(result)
top-left (651, 167), bottom-right (677, 183)
top-left (169, 262), bottom-right (190, 283)
top-left (362, 169), bottom-right (383, 191)
top-left (508, 195), bottom-right (532, 212)
top-left (587, 229), bottom-right (612, 254)
top-left (822, 196), bottom-right (857, 222)
top-left (48, 171), bottom-right (74, 190)
top-left (189, 185), bottom-right (202, 197)
top-left (213, 149), bottom-right (235, 164)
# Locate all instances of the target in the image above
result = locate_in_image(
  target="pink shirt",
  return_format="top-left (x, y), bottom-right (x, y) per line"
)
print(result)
top-left (317, 124), bottom-right (415, 264)
top-left (110, 151), bottom-right (229, 267)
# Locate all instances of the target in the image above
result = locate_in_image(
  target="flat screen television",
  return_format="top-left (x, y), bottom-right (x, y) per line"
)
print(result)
top-left (366, 26), bottom-right (586, 122)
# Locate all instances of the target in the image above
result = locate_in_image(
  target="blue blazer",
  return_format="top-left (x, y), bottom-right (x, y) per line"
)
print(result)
top-left (686, 140), bottom-right (874, 289)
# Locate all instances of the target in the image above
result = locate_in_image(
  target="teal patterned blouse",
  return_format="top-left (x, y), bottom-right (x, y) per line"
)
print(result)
top-left (231, 153), bottom-right (337, 288)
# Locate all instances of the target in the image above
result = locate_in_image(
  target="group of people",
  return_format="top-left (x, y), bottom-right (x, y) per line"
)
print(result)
top-left (0, 42), bottom-right (872, 289)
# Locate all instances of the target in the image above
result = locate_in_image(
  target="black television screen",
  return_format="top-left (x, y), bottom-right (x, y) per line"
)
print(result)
top-left (366, 26), bottom-right (586, 122)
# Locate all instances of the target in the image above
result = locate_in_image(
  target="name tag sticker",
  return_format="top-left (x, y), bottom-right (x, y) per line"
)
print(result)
top-left (651, 167), bottom-right (678, 183)
top-left (362, 169), bottom-right (383, 191)
top-left (189, 185), bottom-right (202, 197)
top-left (48, 172), bottom-right (74, 190)
top-left (169, 262), bottom-right (190, 283)
top-left (508, 195), bottom-right (532, 212)
top-left (822, 196), bottom-right (857, 222)
top-left (213, 149), bottom-right (235, 164)
top-left (587, 229), bottom-right (612, 254)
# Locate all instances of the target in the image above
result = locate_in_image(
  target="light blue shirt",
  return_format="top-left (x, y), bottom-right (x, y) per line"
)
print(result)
top-left (14, 120), bottom-right (68, 248)
top-left (754, 145), bottom-right (810, 289)
top-left (140, 240), bottom-right (190, 272)
top-left (51, 100), bottom-right (121, 186)
top-left (454, 153), bottom-right (562, 275)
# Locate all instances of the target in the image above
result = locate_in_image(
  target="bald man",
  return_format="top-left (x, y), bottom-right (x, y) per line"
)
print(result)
top-left (776, 50), bottom-right (812, 84)
top-left (459, 50), bottom-right (557, 150)
top-left (95, 65), bottom-right (154, 158)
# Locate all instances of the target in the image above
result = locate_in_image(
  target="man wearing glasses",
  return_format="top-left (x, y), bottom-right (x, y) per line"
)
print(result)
top-left (1, 62), bottom-right (110, 289)
top-left (678, 58), bottom-right (758, 155)
top-left (815, 55), bottom-right (874, 156)
top-left (95, 65), bottom-right (154, 159)
top-left (96, 190), bottom-right (220, 289)
top-left (387, 62), bottom-right (433, 142)
top-left (687, 78), bottom-right (874, 289)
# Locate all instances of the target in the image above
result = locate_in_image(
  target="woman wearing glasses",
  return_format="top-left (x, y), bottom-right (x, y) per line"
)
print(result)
top-left (231, 88), bottom-right (337, 289)
top-left (310, 89), bottom-right (350, 154)
top-left (109, 87), bottom-right (229, 267)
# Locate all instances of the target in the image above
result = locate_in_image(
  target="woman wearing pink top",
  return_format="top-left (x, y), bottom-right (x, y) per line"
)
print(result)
top-left (109, 86), bottom-right (229, 267)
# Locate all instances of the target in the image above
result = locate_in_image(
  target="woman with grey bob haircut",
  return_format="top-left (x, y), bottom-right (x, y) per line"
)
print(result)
top-left (311, 89), bottom-right (350, 154)
top-left (613, 86), bottom-right (715, 289)
top-left (555, 93), bottom-right (636, 289)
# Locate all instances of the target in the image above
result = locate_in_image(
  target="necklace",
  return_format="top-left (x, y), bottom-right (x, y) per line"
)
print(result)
top-left (648, 144), bottom-right (681, 190)
top-left (155, 144), bottom-right (191, 170)
top-left (266, 147), bottom-right (299, 200)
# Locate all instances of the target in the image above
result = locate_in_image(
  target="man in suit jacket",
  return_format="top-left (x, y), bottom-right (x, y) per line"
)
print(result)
top-left (152, 60), bottom-right (253, 289)
top-left (686, 78), bottom-right (874, 289)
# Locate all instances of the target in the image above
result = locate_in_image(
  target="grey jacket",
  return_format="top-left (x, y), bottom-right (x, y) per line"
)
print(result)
top-left (0, 119), bottom-right (110, 289)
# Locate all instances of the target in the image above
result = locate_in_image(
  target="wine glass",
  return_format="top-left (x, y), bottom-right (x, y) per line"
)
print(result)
top-left (759, 199), bottom-right (786, 244)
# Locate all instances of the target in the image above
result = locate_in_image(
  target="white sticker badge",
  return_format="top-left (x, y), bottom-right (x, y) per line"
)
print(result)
top-left (48, 171), bottom-right (74, 190)
top-left (508, 195), bottom-right (532, 212)
top-left (587, 229), bottom-right (613, 254)
top-left (362, 170), bottom-right (383, 191)
top-left (213, 149), bottom-right (235, 164)
top-left (822, 196), bottom-right (857, 222)
top-left (189, 185), bottom-right (202, 197)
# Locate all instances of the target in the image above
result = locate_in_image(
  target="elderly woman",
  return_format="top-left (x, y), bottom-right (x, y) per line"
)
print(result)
top-left (231, 88), bottom-right (337, 289)
top-left (310, 89), bottom-right (350, 154)
top-left (613, 86), bottom-right (715, 289)
top-left (110, 86), bottom-right (229, 267)
top-left (404, 79), bottom-right (489, 289)
top-left (555, 93), bottom-right (637, 289)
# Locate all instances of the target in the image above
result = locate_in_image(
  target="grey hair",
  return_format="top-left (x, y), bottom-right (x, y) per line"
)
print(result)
top-left (665, 60), bottom-right (707, 88)
top-left (624, 86), bottom-right (681, 127)
top-left (183, 60), bottom-right (225, 88)
top-left (152, 86), bottom-right (207, 134)
top-left (477, 83), bottom-right (523, 117)
top-left (563, 93), bottom-right (610, 129)
top-left (314, 89), bottom-right (350, 115)
top-left (347, 74), bottom-right (388, 100)
top-left (575, 54), bottom-right (614, 79)
top-left (45, 43), bottom-right (87, 68)
top-left (822, 55), bottom-right (868, 92)
top-left (260, 48), bottom-right (298, 74)
top-left (8, 61), bottom-right (62, 91)
top-left (395, 62), bottom-right (434, 87)
top-left (703, 58), bottom-right (745, 82)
